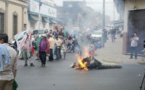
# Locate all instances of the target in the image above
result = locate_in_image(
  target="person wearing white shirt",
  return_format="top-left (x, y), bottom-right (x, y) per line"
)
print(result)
top-left (48, 35), bottom-right (55, 61)
top-left (55, 36), bottom-right (63, 60)
top-left (130, 32), bottom-right (139, 59)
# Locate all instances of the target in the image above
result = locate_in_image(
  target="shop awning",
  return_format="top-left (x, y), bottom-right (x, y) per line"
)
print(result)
top-left (28, 14), bottom-right (38, 21)
top-left (42, 17), bottom-right (49, 23)
top-left (49, 18), bottom-right (57, 24)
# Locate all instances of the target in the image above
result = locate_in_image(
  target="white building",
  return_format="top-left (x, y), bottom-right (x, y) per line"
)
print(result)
top-left (28, 0), bottom-right (57, 30)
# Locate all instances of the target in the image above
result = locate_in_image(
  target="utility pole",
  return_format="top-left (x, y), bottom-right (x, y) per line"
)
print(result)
top-left (38, 0), bottom-right (42, 29)
top-left (113, 2), bottom-right (116, 30)
top-left (102, 0), bottom-right (105, 47)
top-left (113, 3), bottom-right (115, 21)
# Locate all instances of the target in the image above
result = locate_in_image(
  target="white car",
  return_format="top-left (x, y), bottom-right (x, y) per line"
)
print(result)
top-left (32, 29), bottom-right (48, 39)
top-left (91, 30), bottom-right (103, 40)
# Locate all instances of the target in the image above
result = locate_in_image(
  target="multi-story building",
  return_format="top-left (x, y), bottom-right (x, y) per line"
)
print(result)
top-left (0, 0), bottom-right (28, 38)
top-left (28, 0), bottom-right (57, 31)
top-left (56, 0), bottom-right (87, 26)
top-left (114, 0), bottom-right (145, 54)
top-left (56, 0), bottom-right (105, 30)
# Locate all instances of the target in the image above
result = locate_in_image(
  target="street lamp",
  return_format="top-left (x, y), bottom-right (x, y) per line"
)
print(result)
top-left (38, 0), bottom-right (42, 29)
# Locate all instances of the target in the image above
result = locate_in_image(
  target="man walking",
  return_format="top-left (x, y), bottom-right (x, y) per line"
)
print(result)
top-left (0, 33), bottom-right (17, 90)
top-left (39, 35), bottom-right (50, 67)
top-left (130, 32), bottom-right (139, 59)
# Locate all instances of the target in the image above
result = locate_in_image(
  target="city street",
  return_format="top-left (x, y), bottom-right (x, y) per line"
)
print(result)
top-left (1, 0), bottom-right (145, 90)
top-left (16, 53), bottom-right (145, 90)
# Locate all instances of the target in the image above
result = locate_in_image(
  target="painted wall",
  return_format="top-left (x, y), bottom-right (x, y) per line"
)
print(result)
top-left (124, 0), bottom-right (145, 32)
top-left (27, 20), bottom-right (50, 30)
top-left (0, 1), bottom-right (5, 11)
top-left (0, 0), bottom-right (28, 39)
top-left (8, 4), bottom-right (22, 38)
top-left (123, 0), bottom-right (145, 54)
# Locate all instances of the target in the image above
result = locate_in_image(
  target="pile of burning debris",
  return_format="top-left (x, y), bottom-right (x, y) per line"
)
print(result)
top-left (71, 56), bottom-right (122, 71)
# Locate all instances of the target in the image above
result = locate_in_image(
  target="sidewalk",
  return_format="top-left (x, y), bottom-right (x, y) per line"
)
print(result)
top-left (95, 36), bottom-right (144, 64)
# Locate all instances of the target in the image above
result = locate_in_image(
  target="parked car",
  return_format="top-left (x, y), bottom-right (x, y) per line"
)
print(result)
top-left (91, 30), bottom-right (103, 40)
top-left (32, 29), bottom-right (48, 39)
top-left (33, 29), bottom-right (48, 35)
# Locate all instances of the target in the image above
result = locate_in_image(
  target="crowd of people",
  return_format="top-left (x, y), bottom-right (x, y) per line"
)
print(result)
top-left (20, 29), bottom-right (77, 67)
top-left (0, 26), bottom-right (143, 90)
top-left (0, 29), bottom-right (78, 89)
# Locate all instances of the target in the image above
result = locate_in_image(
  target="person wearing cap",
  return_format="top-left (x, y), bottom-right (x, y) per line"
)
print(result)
top-left (39, 34), bottom-right (50, 67)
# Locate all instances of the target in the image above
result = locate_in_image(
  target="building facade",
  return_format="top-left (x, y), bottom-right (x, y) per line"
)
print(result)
top-left (56, 1), bottom-right (86, 26)
top-left (0, 0), bottom-right (28, 39)
top-left (28, 0), bottom-right (57, 31)
top-left (114, 0), bottom-right (145, 54)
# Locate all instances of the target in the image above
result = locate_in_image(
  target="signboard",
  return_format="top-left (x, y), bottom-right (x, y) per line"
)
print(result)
top-left (29, 0), bottom-right (57, 18)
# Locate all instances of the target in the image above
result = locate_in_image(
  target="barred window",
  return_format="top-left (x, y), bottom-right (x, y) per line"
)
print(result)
top-left (13, 15), bottom-right (18, 35)
top-left (0, 13), bottom-right (4, 33)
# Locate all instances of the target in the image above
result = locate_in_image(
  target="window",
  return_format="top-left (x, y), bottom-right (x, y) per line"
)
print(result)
top-left (13, 15), bottom-right (18, 35)
top-left (0, 13), bottom-right (4, 33)
top-left (24, 24), bottom-right (27, 30)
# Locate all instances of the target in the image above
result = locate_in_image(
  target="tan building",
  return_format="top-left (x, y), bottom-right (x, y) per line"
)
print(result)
top-left (114, 0), bottom-right (145, 54)
top-left (0, 0), bottom-right (28, 39)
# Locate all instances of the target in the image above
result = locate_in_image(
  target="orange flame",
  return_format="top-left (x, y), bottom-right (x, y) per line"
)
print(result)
top-left (76, 54), bottom-right (88, 71)
top-left (84, 47), bottom-right (89, 57)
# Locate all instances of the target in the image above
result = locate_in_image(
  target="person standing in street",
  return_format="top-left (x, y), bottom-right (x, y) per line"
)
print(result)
top-left (55, 36), bottom-right (63, 60)
top-left (130, 32), bottom-right (139, 59)
top-left (0, 33), bottom-right (17, 90)
top-left (48, 35), bottom-right (55, 61)
top-left (61, 43), bottom-right (67, 60)
top-left (111, 28), bottom-right (116, 42)
top-left (39, 35), bottom-right (50, 67)
top-left (23, 35), bottom-right (35, 67)
top-left (35, 36), bottom-right (42, 60)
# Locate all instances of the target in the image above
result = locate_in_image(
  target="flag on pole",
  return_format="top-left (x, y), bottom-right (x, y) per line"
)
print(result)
top-left (14, 31), bottom-right (28, 56)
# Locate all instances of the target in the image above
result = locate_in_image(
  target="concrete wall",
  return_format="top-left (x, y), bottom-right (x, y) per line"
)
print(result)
top-left (124, 0), bottom-right (145, 32)
top-left (27, 20), bottom-right (50, 30)
top-left (123, 0), bottom-right (145, 54)
top-left (8, 4), bottom-right (22, 38)
top-left (0, 1), bottom-right (5, 11)
top-left (0, 0), bottom-right (28, 39)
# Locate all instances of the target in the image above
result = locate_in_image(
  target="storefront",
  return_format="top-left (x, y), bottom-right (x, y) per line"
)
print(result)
top-left (28, 0), bottom-right (57, 30)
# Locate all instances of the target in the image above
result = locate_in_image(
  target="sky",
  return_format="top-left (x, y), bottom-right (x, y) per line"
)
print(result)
top-left (53, 0), bottom-right (119, 21)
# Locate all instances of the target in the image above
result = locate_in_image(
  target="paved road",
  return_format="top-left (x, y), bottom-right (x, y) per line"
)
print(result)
top-left (96, 36), bottom-right (143, 64)
top-left (16, 53), bottom-right (145, 90)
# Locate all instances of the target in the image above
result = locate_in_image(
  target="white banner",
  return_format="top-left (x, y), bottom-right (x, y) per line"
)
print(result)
top-left (29, 0), bottom-right (57, 18)
top-left (14, 31), bottom-right (28, 56)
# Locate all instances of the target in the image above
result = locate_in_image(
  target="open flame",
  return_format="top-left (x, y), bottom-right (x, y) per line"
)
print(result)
top-left (76, 54), bottom-right (88, 71)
